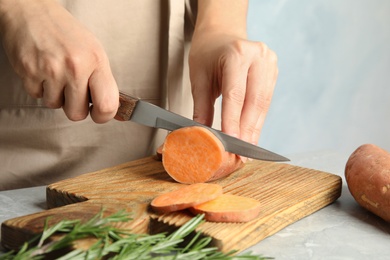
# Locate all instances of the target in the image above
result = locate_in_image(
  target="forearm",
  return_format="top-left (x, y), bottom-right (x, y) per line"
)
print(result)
top-left (195, 0), bottom-right (248, 38)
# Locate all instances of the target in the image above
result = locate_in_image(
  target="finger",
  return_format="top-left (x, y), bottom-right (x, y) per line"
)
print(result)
top-left (88, 63), bottom-right (119, 123)
top-left (251, 63), bottom-right (278, 144)
top-left (191, 75), bottom-right (217, 127)
top-left (251, 109), bottom-right (267, 146)
top-left (221, 59), bottom-right (248, 138)
top-left (42, 80), bottom-right (65, 108)
top-left (239, 60), bottom-right (265, 143)
top-left (62, 79), bottom-right (90, 121)
top-left (242, 113), bottom-right (265, 163)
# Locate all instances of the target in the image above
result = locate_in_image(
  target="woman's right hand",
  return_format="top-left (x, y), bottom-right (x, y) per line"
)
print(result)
top-left (0, 0), bottom-right (119, 123)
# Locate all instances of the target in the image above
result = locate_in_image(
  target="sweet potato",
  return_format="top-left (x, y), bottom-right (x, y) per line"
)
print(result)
top-left (345, 144), bottom-right (390, 222)
top-left (162, 126), bottom-right (244, 184)
top-left (156, 144), bottom-right (163, 161)
top-left (190, 194), bottom-right (261, 222)
top-left (150, 183), bottom-right (223, 214)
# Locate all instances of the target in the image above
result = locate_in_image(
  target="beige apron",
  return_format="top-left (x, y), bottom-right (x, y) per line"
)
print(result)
top-left (0, 0), bottom-right (204, 190)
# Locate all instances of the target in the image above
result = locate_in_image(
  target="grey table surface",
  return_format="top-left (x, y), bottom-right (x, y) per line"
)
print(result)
top-left (1, 150), bottom-right (389, 259)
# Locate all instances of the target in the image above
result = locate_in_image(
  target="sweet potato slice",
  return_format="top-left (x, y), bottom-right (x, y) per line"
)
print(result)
top-left (151, 183), bottom-right (223, 214)
top-left (162, 126), bottom-right (244, 184)
top-left (190, 194), bottom-right (261, 222)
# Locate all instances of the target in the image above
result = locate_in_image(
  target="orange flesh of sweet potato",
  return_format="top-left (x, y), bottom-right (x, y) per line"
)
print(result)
top-left (345, 144), bottom-right (390, 222)
top-left (162, 126), bottom-right (244, 184)
top-left (190, 194), bottom-right (261, 222)
top-left (150, 183), bottom-right (223, 214)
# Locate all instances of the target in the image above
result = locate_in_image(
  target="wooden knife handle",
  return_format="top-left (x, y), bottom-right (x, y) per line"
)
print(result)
top-left (114, 92), bottom-right (139, 121)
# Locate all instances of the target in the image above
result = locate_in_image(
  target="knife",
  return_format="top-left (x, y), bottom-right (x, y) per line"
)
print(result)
top-left (115, 92), bottom-right (289, 162)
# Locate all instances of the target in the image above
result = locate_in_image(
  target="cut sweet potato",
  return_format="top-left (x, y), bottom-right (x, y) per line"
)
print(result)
top-left (150, 183), bottom-right (223, 214)
top-left (345, 144), bottom-right (390, 222)
top-left (162, 126), bottom-right (244, 184)
top-left (190, 194), bottom-right (261, 222)
top-left (156, 144), bottom-right (164, 161)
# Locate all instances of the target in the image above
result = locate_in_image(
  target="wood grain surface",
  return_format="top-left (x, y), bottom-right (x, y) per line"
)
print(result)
top-left (1, 156), bottom-right (342, 253)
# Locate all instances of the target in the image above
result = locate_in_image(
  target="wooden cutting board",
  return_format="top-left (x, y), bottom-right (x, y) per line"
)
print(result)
top-left (1, 156), bottom-right (342, 253)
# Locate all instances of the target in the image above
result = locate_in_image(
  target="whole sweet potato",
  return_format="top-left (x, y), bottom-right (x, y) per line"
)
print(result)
top-left (345, 144), bottom-right (390, 222)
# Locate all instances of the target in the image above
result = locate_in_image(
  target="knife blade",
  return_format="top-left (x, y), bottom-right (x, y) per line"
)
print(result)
top-left (115, 92), bottom-right (289, 162)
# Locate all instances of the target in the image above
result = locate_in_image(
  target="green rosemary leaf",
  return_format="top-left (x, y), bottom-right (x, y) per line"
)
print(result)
top-left (37, 218), bottom-right (77, 247)
top-left (180, 230), bottom-right (204, 253)
top-left (167, 214), bottom-right (204, 241)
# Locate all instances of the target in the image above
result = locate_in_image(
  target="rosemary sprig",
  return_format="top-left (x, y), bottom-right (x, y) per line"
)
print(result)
top-left (0, 210), bottom-right (272, 260)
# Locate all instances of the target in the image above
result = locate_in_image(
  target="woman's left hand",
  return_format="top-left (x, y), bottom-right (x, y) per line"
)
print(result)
top-left (189, 32), bottom-right (278, 145)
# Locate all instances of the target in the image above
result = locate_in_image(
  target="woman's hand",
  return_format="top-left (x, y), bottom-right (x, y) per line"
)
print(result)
top-left (0, 0), bottom-right (119, 123)
top-left (190, 29), bottom-right (278, 145)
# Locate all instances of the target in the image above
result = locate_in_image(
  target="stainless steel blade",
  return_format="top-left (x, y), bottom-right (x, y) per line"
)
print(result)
top-left (130, 100), bottom-right (289, 161)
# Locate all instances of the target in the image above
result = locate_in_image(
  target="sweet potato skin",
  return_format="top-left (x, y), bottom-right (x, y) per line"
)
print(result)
top-left (345, 144), bottom-right (390, 222)
top-left (156, 144), bottom-right (163, 161)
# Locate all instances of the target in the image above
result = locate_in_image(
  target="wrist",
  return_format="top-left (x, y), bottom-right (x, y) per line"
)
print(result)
top-left (195, 0), bottom-right (248, 39)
